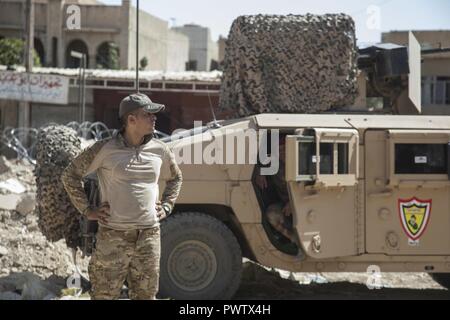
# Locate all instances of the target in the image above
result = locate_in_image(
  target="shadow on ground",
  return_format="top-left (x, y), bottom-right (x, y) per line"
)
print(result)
top-left (234, 262), bottom-right (450, 300)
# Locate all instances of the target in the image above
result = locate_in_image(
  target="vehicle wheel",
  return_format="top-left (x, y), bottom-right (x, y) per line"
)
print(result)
top-left (430, 273), bottom-right (450, 289)
top-left (159, 212), bottom-right (242, 300)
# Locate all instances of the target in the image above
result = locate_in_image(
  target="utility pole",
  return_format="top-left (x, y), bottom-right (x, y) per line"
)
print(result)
top-left (19, 0), bottom-right (34, 131)
top-left (136, 0), bottom-right (139, 93)
top-left (71, 50), bottom-right (86, 123)
top-left (24, 0), bottom-right (34, 71)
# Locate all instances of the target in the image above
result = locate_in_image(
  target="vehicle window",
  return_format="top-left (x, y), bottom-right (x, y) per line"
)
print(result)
top-left (319, 143), bottom-right (334, 174)
top-left (298, 141), bottom-right (316, 176)
top-left (395, 143), bottom-right (447, 174)
top-left (298, 141), bottom-right (350, 175)
top-left (338, 143), bottom-right (349, 174)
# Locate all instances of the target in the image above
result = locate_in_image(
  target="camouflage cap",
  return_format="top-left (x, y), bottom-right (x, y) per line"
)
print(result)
top-left (119, 93), bottom-right (165, 118)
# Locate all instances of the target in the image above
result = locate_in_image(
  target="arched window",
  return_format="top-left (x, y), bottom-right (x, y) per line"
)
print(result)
top-left (96, 41), bottom-right (120, 69)
top-left (65, 39), bottom-right (89, 68)
top-left (34, 37), bottom-right (45, 65)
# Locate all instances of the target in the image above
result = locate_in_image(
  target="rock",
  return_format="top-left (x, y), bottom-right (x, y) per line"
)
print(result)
top-left (0, 272), bottom-right (55, 300)
top-left (16, 193), bottom-right (36, 216)
top-left (0, 178), bottom-right (26, 194)
top-left (22, 279), bottom-right (55, 300)
top-left (0, 156), bottom-right (12, 175)
top-left (27, 224), bottom-right (39, 232)
top-left (0, 291), bottom-right (21, 300)
top-left (0, 194), bottom-right (22, 210)
top-left (0, 210), bottom-right (11, 221)
top-left (0, 246), bottom-right (8, 257)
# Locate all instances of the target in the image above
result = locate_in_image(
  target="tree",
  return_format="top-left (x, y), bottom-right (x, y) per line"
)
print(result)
top-left (139, 56), bottom-right (148, 70)
top-left (96, 42), bottom-right (120, 70)
top-left (0, 38), bottom-right (41, 68)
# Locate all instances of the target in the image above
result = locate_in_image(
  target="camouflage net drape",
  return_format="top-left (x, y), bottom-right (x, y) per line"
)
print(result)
top-left (34, 125), bottom-right (82, 249)
top-left (219, 14), bottom-right (359, 117)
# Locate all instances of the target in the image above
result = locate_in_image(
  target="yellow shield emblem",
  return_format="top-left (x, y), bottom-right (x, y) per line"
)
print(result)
top-left (398, 197), bottom-right (432, 241)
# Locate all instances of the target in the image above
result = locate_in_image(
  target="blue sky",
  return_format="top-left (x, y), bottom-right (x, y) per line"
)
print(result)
top-left (101, 0), bottom-right (450, 44)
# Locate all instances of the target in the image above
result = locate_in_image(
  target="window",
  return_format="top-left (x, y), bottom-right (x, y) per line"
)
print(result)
top-left (395, 143), bottom-right (448, 174)
top-left (286, 128), bottom-right (358, 186)
top-left (185, 60), bottom-right (197, 71)
top-left (421, 76), bottom-right (450, 106)
top-left (319, 143), bottom-right (334, 174)
top-left (297, 142), bottom-right (350, 176)
top-left (338, 143), bottom-right (349, 174)
top-left (298, 140), bottom-right (315, 176)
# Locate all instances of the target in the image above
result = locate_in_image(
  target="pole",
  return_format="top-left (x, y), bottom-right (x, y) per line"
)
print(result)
top-left (24, 0), bottom-right (34, 71)
top-left (78, 60), bottom-right (82, 122)
top-left (81, 54), bottom-right (86, 122)
top-left (136, 0), bottom-right (139, 92)
top-left (71, 51), bottom-right (84, 122)
top-left (19, 0), bottom-right (34, 137)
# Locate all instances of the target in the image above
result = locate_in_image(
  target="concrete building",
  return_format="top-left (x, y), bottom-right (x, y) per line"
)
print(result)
top-left (173, 24), bottom-right (219, 71)
top-left (0, 67), bottom-right (224, 135)
top-left (382, 30), bottom-right (450, 115)
top-left (0, 0), bottom-right (189, 71)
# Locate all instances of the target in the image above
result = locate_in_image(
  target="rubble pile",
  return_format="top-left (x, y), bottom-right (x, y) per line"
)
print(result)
top-left (34, 125), bottom-right (83, 249)
top-left (219, 14), bottom-right (359, 117)
top-left (0, 156), bottom-right (89, 300)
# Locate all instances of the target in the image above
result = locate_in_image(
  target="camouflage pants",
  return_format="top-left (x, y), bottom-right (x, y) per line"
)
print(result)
top-left (88, 225), bottom-right (161, 300)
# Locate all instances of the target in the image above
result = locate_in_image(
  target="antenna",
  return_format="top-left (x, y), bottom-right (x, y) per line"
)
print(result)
top-left (136, 0), bottom-right (139, 92)
top-left (207, 85), bottom-right (221, 128)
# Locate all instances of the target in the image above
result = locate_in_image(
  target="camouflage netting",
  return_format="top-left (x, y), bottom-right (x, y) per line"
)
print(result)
top-left (34, 125), bottom-right (82, 249)
top-left (219, 14), bottom-right (359, 117)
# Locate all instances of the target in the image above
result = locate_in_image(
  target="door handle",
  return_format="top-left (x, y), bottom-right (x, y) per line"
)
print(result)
top-left (368, 190), bottom-right (393, 198)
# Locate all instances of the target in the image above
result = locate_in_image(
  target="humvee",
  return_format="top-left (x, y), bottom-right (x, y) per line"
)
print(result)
top-left (157, 113), bottom-right (450, 299)
top-left (153, 33), bottom-right (450, 299)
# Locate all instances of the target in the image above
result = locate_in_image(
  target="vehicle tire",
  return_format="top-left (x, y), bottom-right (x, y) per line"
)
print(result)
top-left (430, 273), bottom-right (450, 289)
top-left (159, 212), bottom-right (242, 300)
top-left (35, 125), bottom-right (83, 249)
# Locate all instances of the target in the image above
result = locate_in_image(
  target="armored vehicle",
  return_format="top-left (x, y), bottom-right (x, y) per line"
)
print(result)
top-left (158, 113), bottom-right (450, 299)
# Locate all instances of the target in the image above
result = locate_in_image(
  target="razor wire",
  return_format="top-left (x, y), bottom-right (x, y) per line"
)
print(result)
top-left (0, 121), bottom-right (115, 165)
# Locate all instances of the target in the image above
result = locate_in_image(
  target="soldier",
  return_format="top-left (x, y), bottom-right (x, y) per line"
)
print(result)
top-left (255, 134), bottom-right (296, 243)
top-left (61, 93), bottom-right (182, 300)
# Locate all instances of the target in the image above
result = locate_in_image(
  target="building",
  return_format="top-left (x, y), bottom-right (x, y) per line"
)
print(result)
top-left (0, 66), bottom-right (225, 135)
top-left (382, 30), bottom-right (450, 115)
top-left (172, 24), bottom-right (219, 71)
top-left (0, 0), bottom-right (189, 71)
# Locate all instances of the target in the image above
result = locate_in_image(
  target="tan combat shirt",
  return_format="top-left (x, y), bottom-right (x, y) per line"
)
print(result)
top-left (61, 131), bottom-right (182, 230)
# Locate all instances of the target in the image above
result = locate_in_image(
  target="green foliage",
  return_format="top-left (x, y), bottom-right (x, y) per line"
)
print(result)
top-left (0, 38), bottom-right (41, 67)
top-left (96, 42), bottom-right (120, 70)
top-left (139, 56), bottom-right (148, 70)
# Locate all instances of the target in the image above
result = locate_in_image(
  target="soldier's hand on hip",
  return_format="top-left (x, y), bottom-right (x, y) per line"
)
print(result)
top-left (156, 201), bottom-right (167, 220)
top-left (86, 202), bottom-right (110, 224)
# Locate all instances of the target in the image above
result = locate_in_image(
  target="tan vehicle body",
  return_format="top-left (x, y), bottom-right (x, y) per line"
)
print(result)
top-left (162, 113), bottom-right (450, 274)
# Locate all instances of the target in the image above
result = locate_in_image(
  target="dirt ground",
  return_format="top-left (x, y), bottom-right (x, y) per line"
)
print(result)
top-left (235, 261), bottom-right (450, 300)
